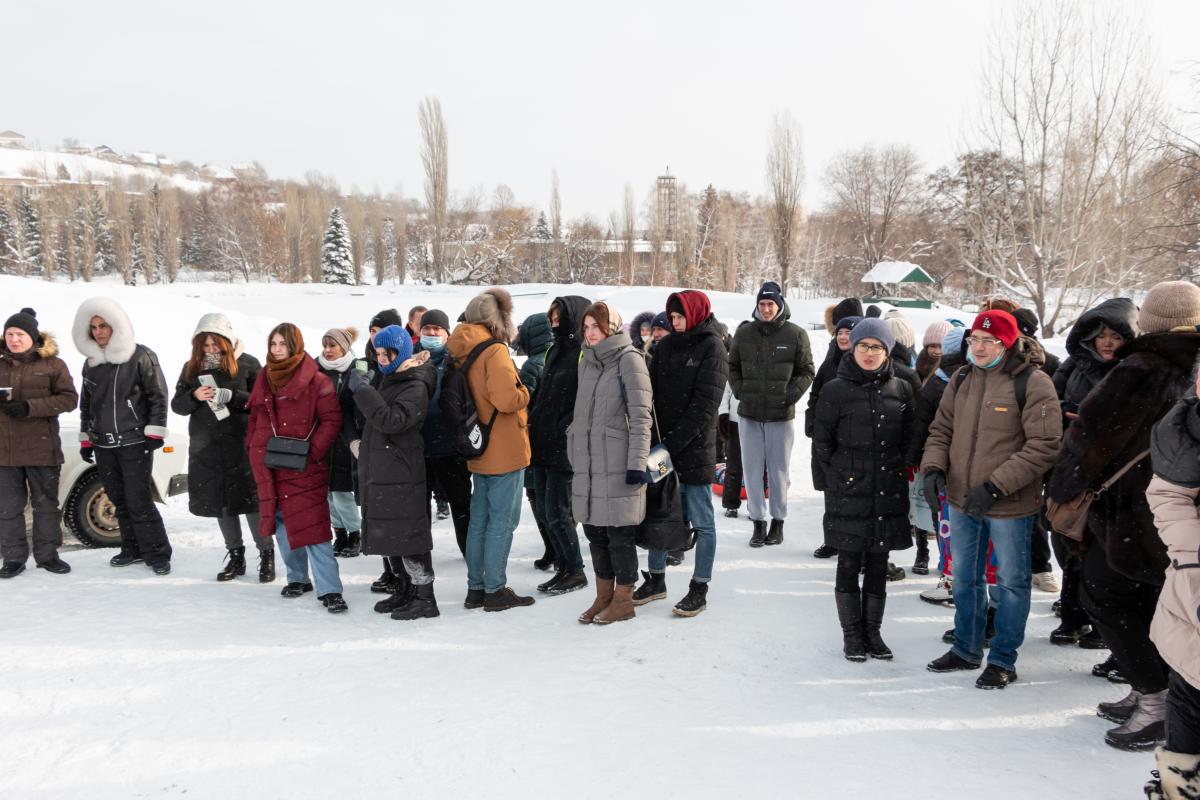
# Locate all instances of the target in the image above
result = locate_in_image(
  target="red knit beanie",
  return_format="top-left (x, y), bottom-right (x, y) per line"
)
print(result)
top-left (970, 310), bottom-right (1020, 348)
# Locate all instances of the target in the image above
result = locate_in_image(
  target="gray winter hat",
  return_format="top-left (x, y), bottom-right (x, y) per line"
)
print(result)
top-left (849, 317), bottom-right (895, 354)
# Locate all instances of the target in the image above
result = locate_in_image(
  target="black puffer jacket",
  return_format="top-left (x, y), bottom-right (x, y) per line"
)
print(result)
top-left (318, 362), bottom-right (361, 494)
top-left (528, 295), bottom-right (590, 472)
top-left (171, 354), bottom-right (261, 518)
top-left (1048, 331), bottom-right (1200, 585)
top-left (812, 356), bottom-right (916, 553)
top-left (805, 340), bottom-right (849, 438)
top-left (906, 332), bottom-right (966, 466)
top-left (517, 313), bottom-right (553, 398)
top-left (728, 301), bottom-right (815, 422)
top-left (1052, 298), bottom-right (1139, 408)
top-left (80, 345), bottom-right (169, 447)
top-left (649, 312), bottom-right (728, 485)
top-left (354, 362), bottom-right (436, 557)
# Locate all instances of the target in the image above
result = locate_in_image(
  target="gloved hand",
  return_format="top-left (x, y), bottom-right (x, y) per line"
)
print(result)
top-left (350, 439), bottom-right (361, 459)
top-left (80, 445), bottom-right (94, 463)
top-left (145, 436), bottom-right (165, 451)
top-left (963, 481), bottom-right (1003, 518)
top-left (626, 469), bottom-right (650, 485)
top-left (2, 401), bottom-right (29, 418)
top-left (213, 388), bottom-right (233, 405)
top-left (347, 370), bottom-right (370, 394)
top-left (922, 469), bottom-right (946, 511)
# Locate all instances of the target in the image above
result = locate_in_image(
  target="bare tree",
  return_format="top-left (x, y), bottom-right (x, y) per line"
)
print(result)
top-left (765, 110), bottom-right (804, 293)
top-left (824, 144), bottom-right (922, 270)
top-left (621, 182), bottom-right (636, 285)
top-left (419, 96), bottom-right (449, 283)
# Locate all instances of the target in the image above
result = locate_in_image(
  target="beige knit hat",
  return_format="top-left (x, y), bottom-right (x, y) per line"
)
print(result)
top-left (1138, 281), bottom-right (1200, 334)
top-left (321, 326), bottom-right (359, 355)
top-left (883, 313), bottom-right (916, 349)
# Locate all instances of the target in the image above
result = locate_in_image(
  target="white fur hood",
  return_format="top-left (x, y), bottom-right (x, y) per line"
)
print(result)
top-left (72, 297), bottom-right (137, 367)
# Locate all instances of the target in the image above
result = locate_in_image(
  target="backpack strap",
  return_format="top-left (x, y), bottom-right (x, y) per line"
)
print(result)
top-left (459, 339), bottom-right (505, 373)
top-left (952, 363), bottom-right (1030, 413)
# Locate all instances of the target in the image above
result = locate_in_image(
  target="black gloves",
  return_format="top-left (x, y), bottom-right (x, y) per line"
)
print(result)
top-left (80, 445), bottom-right (94, 463)
top-left (626, 469), bottom-right (650, 486)
top-left (963, 481), bottom-right (1004, 518)
top-left (922, 469), bottom-right (946, 511)
top-left (347, 370), bottom-right (370, 394)
top-left (1, 401), bottom-right (29, 418)
top-left (145, 437), bottom-right (165, 451)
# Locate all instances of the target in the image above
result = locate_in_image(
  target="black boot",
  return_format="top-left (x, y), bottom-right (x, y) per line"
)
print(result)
top-left (0, 561), bottom-right (26, 579)
top-left (749, 520), bottom-right (767, 548)
top-left (320, 593), bottom-right (349, 613)
top-left (371, 558), bottom-right (399, 593)
top-left (813, 543), bottom-right (837, 559)
top-left (435, 497), bottom-right (450, 521)
top-left (764, 519), bottom-right (784, 546)
top-left (538, 570), bottom-right (567, 593)
top-left (392, 582), bottom-right (440, 620)
top-left (545, 570), bottom-right (588, 595)
top-left (672, 580), bottom-right (708, 617)
top-left (886, 561), bottom-right (906, 581)
top-left (632, 570), bottom-right (667, 606)
top-left (835, 590), bottom-right (866, 662)
top-left (217, 547), bottom-right (246, 582)
top-left (862, 593), bottom-right (892, 660)
top-left (258, 549), bottom-right (275, 583)
top-left (374, 560), bottom-right (414, 613)
top-left (912, 530), bottom-right (930, 575)
top-left (332, 528), bottom-right (349, 557)
top-left (343, 531), bottom-right (361, 557)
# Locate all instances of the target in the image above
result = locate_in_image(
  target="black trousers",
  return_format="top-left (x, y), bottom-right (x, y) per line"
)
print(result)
top-left (95, 445), bottom-right (171, 562)
top-left (425, 455), bottom-right (471, 556)
top-left (1030, 511), bottom-right (1053, 574)
top-left (1080, 543), bottom-right (1167, 694)
top-left (0, 465), bottom-right (63, 565)
top-left (1168, 671), bottom-right (1200, 754)
top-left (722, 422), bottom-right (743, 511)
top-left (583, 524), bottom-right (638, 585)
top-left (836, 550), bottom-right (888, 596)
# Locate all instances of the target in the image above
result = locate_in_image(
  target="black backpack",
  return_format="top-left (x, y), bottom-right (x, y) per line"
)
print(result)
top-left (952, 364), bottom-right (1030, 411)
top-left (439, 339), bottom-right (508, 459)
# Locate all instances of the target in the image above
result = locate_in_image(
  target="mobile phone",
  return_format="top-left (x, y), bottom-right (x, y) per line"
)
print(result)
top-left (354, 359), bottom-right (370, 375)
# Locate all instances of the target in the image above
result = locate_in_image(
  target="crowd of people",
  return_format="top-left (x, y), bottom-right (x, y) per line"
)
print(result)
top-left (1, 278), bottom-right (1199, 797)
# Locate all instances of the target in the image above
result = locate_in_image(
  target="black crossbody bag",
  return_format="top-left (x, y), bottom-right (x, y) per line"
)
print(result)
top-left (263, 400), bottom-right (318, 471)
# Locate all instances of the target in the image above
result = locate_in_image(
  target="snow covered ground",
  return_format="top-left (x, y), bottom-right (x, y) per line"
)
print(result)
top-left (0, 278), bottom-right (1128, 799)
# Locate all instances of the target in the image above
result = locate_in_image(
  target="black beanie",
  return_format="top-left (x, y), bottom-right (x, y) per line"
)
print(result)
top-left (757, 281), bottom-right (785, 312)
top-left (865, 304), bottom-right (882, 319)
top-left (419, 309), bottom-right (450, 331)
top-left (370, 308), bottom-right (403, 330)
top-left (4, 307), bottom-right (38, 342)
top-left (830, 297), bottom-right (863, 323)
top-left (1012, 308), bottom-right (1040, 338)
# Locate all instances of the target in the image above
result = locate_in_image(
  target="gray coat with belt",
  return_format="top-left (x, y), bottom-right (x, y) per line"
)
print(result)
top-left (567, 331), bottom-right (653, 527)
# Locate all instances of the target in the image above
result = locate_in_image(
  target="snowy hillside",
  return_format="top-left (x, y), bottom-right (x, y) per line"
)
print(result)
top-left (0, 147), bottom-right (208, 192)
top-left (0, 278), bottom-right (1133, 799)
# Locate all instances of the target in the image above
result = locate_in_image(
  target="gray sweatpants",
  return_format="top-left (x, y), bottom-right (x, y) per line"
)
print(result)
top-left (738, 419), bottom-right (794, 522)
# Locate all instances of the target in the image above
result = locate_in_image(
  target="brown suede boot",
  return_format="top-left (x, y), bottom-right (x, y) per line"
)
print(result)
top-left (578, 578), bottom-right (615, 624)
top-left (594, 582), bottom-right (636, 625)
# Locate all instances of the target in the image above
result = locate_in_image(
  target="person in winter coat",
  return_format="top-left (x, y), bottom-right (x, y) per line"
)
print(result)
top-left (813, 318), bottom-right (916, 661)
top-left (569, 302), bottom-right (652, 625)
top-left (1048, 297), bottom-right (1138, 652)
top-left (923, 309), bottom-right (1062, 690)
top-left (1012, 308), bottom-right (1060, 378)
top-left (717, 382), bottom-right (743, 518)
top-left (526, 296), bottom-right (591, 594)
top-left (447, 287), bottom-right (535, 613)
top-left (809, 313), bottom-right (861, 559)
top-left (1048, 281), bottom-right (1200, 751)
top-left (1142, 386), bottom-right (1200, 799)
top-left (647, 312), bottom-right (671, 357)
top-left (515, 311), bottom-right (557, 577)
top-left (365, 308), bottom-right (403, 371)
top-left (405, 306), bottom-right (427, 347)
top-left (916, 321), bottom-right (952, 382)
top-left (171, 314), bottom-right (270, 582)
top-left (316, 326), bottom-right (363, 559)
top-left (630, 310), bottom-right (656, 353)
top-left (246, 323), bottom-right (347, 613)
top-left (73, 297), bottom-right (173, 574)
top-left (349, 325), bottom-right (440, 620)
top-left (0, 308), bottom-right (77, 578)
top-left (634, 289), bottom-right (728, 617)
top-left (728, 281), bottom-right (814, 547)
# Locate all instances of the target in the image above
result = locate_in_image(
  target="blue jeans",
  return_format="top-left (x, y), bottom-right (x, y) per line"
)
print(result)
top-left (466, 469), bottom-right (525, 593)
top-left (274, 512), bottom-right (343, 597)
top-left (948, 507), bottom-right (1033, 671)
top-left (648, 481), bottom-right (717, 583)
top-left (327, 491), bottom-right (361, 531)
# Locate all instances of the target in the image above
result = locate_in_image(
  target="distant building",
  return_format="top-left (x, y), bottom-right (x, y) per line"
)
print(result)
top-left (0, 130), bottom-right (27, 149)
top-left (230, 162), bottom-right (267, 181)
top-left (656, 171), bottom-right (677, 239)
top-left (199, 163), bottom-right (237, 182)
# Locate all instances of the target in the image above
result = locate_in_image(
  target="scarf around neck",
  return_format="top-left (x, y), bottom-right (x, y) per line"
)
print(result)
top-left (318, 351), bottom-right (356, 373)
top-left (266, 353), bottom-right (305, 392)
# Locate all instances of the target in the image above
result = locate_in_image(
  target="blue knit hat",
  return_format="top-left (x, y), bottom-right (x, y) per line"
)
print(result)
top-left (372, 324), bottom-right (413, 374)
top-left (849, 317), bottom-right (895, 354)
top-left (835, 315), bottom-right (863, 333)
top-left (941, 326), bottom-right (967, 358)
top-left (651, 311), bottom-right (670, 332)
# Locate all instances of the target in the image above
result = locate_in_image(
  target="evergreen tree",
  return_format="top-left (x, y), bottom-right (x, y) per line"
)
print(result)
top-left (183, 192), bottom-right (215, 273)
top-left (0, 199), bottom-right (15, 274)
top-left (321, 206), bottom-right (354, 285)
top-left (89, 192), bottom-right (114, 275)
top-left (382, 217), bottom-right (398, 283)
top-left (17, 194), bottom-right (43, 276)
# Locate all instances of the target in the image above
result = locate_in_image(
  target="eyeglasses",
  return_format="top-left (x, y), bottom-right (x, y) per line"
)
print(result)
top-left (854, 342), bottom-right (887, 354)
top-left (966, 336), bottom-right (1004, 348)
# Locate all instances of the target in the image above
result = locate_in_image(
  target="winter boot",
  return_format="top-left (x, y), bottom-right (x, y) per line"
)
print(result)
top-left (666, 548), bottom-right (685, 566)
top-left (1149, 748), bottom-right (1200, 800)
top-left (1079, 628), bottom-right (1108, 650)
top-left (1050, 622), bottom-right (1091, 645)
top-left (320, 593), bottom-right (349, 614)
top-left (749, 521), bottom-right (767, 548)
top-left (764, 519), bottom-right (784, 546)
top-left (148, 560), bottom-right (171, 576)
top-left (332, 528), bottom-right (349, 557)
top-left (281, 581), bottom-right (314, 598)
top-left (579, 578), bottom-right (615, 624)
top-left (920, 574), bottom-right (954, 605)
top-left (595, 582), bottom-right (636, 625)
top-left (886, 561), bottom-right (906, 582)
top-left (927, 650), bottom-right (981, 673)
top-left (632, 570), bottom-right (667, 606)
top-left (37, 556), bottom-right (70, 574)
top-left (374, 560), bottom-right (414, 613)
top-left (862, 593), bottom-right (892, 660)
top-left (464, 588), bottom-right (486, 609)
top-left (538, 570), bottom-right (567, 593)
top-left (835, 590), bottom-right (866, 662)
top-left (216, 547), bottom-right (246, 582)
top-left (948, 606), bottom-right (995, 646)
top-left (1052, 598), bottom-right (1063, 617)
top-left (1092, 653), bottom-right (1120, 679)
top-left (0, 561), bottom-right (26, 579)
top-left (672, 580), bottom-right (708, 617)
top-left (813, 543), bottom-right (838, 559)
top-left (343, 531), bottom-right (361, 557)
top-left (1105, 690), bottom-right (1167, 752)
top-left (371, 558), bottom-right (399, 594)
top-left (483, 587), bottom-right (536, 612)
top-left (1098, 689), bottom-right (1143, 724)
top-left (533, 551), bottom-right (557, 572)
top-left (912, 530), bottom-right (930, 575)
top-left (436, 497), bottom-right (450, 521)
top-left (109, 552), bottom-right (143, 567)
top-left (258, 549), bottom-right (275, 583)
top-left (546, 570), bottom-right (588, 595)
top-left (723, 507), bottom-right (739, 518)
top-left (975, 664), bottom-right (1018, 690)
top-left (391, 583), bottom-right (440, 620)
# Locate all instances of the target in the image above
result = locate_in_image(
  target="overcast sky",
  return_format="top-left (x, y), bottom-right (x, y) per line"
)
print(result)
top-left (7, 0), bottom-right (1198, 220)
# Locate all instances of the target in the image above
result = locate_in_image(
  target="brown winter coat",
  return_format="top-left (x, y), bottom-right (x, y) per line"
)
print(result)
top-left (446, 322), bottom-right (531, 475)
top-left (0, 333), bottom-right (78, 467)
top-left (921, 337), bottom-right (1062, 518)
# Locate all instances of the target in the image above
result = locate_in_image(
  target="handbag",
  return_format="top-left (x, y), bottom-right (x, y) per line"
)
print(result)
top-left (263, 401), bottom-right (317, 471)
top-left (1046, 449), bottom-right (1150, 542)
top-left (643, 405), bottom-right (674, 484)
top-left (636, 471), bottom-right (691, 551)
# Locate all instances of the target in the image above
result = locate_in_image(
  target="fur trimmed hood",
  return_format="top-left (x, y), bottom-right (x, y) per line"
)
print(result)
top-left (73, 297), bottom-right (137, 366)
top-left (464, 287), bottom-right (517, 343)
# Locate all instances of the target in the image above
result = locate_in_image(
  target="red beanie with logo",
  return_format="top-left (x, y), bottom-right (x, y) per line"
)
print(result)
top-left (969, 310), bottom-right (1020, 348)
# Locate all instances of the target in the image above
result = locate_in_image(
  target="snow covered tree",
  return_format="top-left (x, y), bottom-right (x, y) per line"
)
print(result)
top-left (0, 198), bottom-right (16, 275)
top-left (322, 207), bottom-right (354, 285)
top-left (381, 216), bottom-right (398, 284)
top-left (17, 194), bottom-right (44, 276)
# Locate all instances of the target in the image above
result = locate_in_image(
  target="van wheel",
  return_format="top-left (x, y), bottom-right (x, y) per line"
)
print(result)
top-left (64, 471), bottom-right (121, 548)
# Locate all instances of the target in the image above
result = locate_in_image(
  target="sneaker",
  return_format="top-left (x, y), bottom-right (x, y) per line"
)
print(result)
top-left (1105, 691), bottom-right (1167, 752)
top-left (1079, 628), bottom-right (1108, 650)
top-left (281, 581), bottom-right (314, 598)
top-left (1050, 622), bottom-right (1091, 645)
top-left (813, 543), bottom-right (837, 559)
top-left (147, 560), bottom-right (171, 576)
top-left (672, 580), bottom-right (708, 617)
top-left (1097, 689), bottom-right (1143, 724)
top-left (886, 562), bottom-right (906, 582)
top-left (483, 587), bottom-right (535, 612)
top-left (920, 575), bottom-right (954, 606)
top-left (927, 650), bottom-right (981, 673)
top-left (544, 571), bottom-right (588, 596)
top-left (1032, 571), bottom-right (1060, 593)
top-left (320, 593), bottom-right (349, 614)
top-left (463, 588), bottom-right (486, 609)
top-left (976, 664), bottom-right (1018, 690)
top-left (723, 508), bottom-right (739, 519)
top-left (36, 557), bottom-right (71, 574)
top-left (109, 552), bottom-right (144, 567)
top-left (0, 561), bottom-right (26, 578)
top-left (632, 570), bottom-right (667, 606)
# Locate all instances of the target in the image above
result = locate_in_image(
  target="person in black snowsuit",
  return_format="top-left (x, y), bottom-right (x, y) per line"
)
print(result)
top-left (813, 318), bottom-right (916, 662)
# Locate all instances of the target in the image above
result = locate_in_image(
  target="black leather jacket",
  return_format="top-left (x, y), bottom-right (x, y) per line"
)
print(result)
top-left (80, 344), bottom-right (169, 447)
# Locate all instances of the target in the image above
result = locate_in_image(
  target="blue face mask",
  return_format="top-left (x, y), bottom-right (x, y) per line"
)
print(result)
top-left (967, 350), bottom-right (1004, 369)
top-left (420, 335), bottom-right (446, 353)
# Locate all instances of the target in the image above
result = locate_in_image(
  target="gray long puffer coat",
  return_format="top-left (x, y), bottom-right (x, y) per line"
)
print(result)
top-left (567, 331), bottom-right (653, 527)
